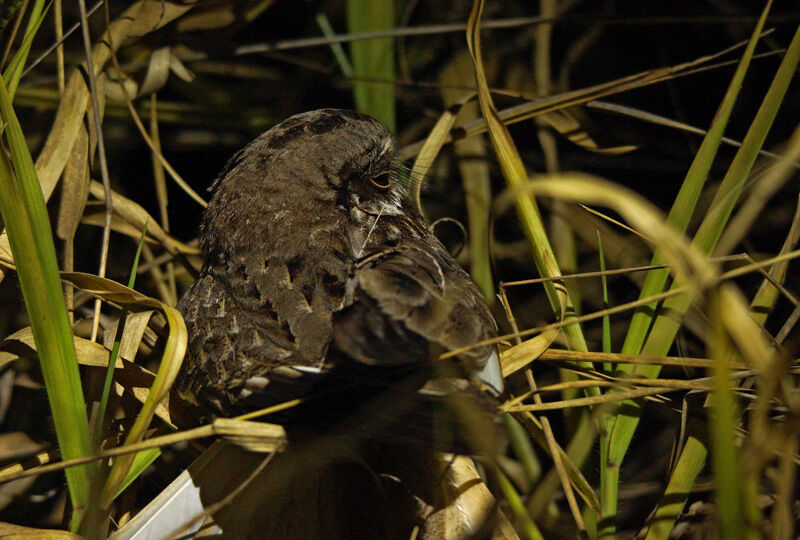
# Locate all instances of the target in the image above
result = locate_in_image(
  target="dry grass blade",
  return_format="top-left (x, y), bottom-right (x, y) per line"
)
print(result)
top-left (506, 386), bottom-right (677, 412)
top-left (86, 182), bottom-right (199, 255)
top-left (443, 285), bottom-right (691, 359)
top-left (75, 0), bottom-right (113, 347)
top-left (466, 0), bottom-right (584, 354)
top-left (538, 109), bottom-right (637, 154)
top-left (211, 419), bottom-right (287, 453)
top-left (55, 76), bottom-right (102, 318)
top-left (525, 363), bottom-right (586, 533)
top-left (0, 327), bottom-right (110, 370)
top-left (512, 410), bottom-right (602, 514)
top-left (502, 254), bottom-right (748, 287)
top-left (518, 374), bottom-right (732, 395)
top-left (102, 310), bottom-right (177, 429)
top-left (579, 204), bottom-right (654, 243)
top-left (750, 196), bottom-right (800, 327)
top-left (32, 0), bottom-right (193, 202)
top-left (536, 349), bottom-right (748, 370)
top-left (500, 328), bottom-right (560, 377)
top-left (406, 246), bottom-right (800, 364)
top-left (558, 203), bottom-right (652, 279)
top-left (234, 15), bottom-right (561, 55)
top-left (103, 311), bottom-right (155, 363)
top-left (0, 522), bottom-right (80, 538)
top-left (397, 30), bottom-right (770, 161)
top-left (47, 272), bottom-right (187, 511)
top-left (587, 100), bottom-right (792, 163)
top-left (80, 208), bottom-right (198, 256)
top-left (148, 94), bottom-right (178, 305)
top-left (0, 419), bottom-right (286, 487)
top-left (494, 175), bottom-right (717, 290)
top-left (104, 45), bottom-right (207, 209)
top-left (439, 51), bottom-right (495, 300)
top-left (410, 93), bottom-right (477, 215)
top-left (770, 433), bottom-right (798, 538)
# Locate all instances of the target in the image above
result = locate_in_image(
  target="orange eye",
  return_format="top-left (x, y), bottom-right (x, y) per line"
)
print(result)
top-left (370, 173), bottom-right (392, 189)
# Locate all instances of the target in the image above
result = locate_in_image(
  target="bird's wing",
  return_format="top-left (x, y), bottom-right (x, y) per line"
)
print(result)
top-left (177, 239), bottom-right (503, 418)
top-left (176, 269), bottom-right (332, 416)
top-left (332, 244), bottom-right (498, 375)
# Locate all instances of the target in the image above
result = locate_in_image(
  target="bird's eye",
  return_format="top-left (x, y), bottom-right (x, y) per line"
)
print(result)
top-left (369, 173), bottom-right (392, 189)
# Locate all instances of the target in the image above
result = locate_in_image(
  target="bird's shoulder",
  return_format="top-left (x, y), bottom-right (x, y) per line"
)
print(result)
top-left (334, 236), bottom-right (497, 369)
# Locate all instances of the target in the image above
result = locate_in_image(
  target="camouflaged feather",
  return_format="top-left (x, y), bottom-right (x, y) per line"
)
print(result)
top-left (175, 109), bottom-right (497, 418)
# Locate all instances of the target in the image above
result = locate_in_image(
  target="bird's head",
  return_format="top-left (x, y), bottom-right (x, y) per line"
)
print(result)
top-left (200, 109), bottom-right (416, 259)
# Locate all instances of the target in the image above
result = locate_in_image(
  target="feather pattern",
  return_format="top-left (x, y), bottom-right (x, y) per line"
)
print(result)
top-left (175, 109), bottom-right (501, 423)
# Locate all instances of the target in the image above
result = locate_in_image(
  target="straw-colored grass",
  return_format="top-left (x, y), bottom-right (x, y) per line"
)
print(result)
top-left (0, 0), bottom-right (798, 538)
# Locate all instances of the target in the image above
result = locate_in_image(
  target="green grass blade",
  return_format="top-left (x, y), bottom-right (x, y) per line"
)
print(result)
top-left (601, 5), bottom-right (771, 530)
top-left (619, 0), bottom-right (772, 362)
top-left (114, 448), bottom-right (161, 500)
top-left (604, 10), bottom-right (800, 537)
top-left (708, 290), bottom-right (743, 539)
top-left (597, 233), bottom-right (611, 359)
top-left (597, 231), bottom-right (613, 538)
top-left (92, 221), bottom-right (149, 446)
top-left (2, 0), bottom-right (47, 98)
top-left (637, 21), bottom-right (800, 369)
top-left (503, 413), bottom-right (541, 486)
top-left (494, 465), bottom-right (545, 540)
top-left (644, 435), bottom-right (708, 540)
top-left (316, 10), bottom-right (353, 78)
top-left (466, 0), bottom-right (587, 353)
top-left (346, 0), bottom-right (395, 131)
top-left (0, 76), bottom-right (93, 525)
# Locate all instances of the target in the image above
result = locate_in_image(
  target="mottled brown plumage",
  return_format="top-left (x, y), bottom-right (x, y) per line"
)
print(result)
top-left (175, 109), bottom-right (501, 427)
top-left (174, 109), bottom-right (504, 538)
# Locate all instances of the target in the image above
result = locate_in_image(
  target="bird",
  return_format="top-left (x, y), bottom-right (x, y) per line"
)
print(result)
top-left (172, 108), bottom-right (504, 538)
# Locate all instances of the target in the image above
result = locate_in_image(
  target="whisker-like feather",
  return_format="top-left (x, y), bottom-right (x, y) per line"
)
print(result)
top-left (357, 202), bottom-right (387, 258)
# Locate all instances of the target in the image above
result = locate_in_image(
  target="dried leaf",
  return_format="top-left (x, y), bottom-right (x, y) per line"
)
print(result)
top-left (0, 0), bottom-right (198, 278)
top-left (103, 311), bottom-right (157, 362)
top-left (176, 9), bottom-right (235, 32)
top-left (0, 327), bottom-right (110, 370)
top-left (424, 456), bottom-right (519, 539)
top-left (500, 328), bottom-right (560, 377)
top-left (539, 109), bottom-right (637, 154)
top-left (124, 0), bottom-right (196, 44)
top-left (213, 418), bottom-right (287, 453)
top-left (0, 432), bottom-right (45, 463)
top-left (86, 182), bottom-right (199, 255)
